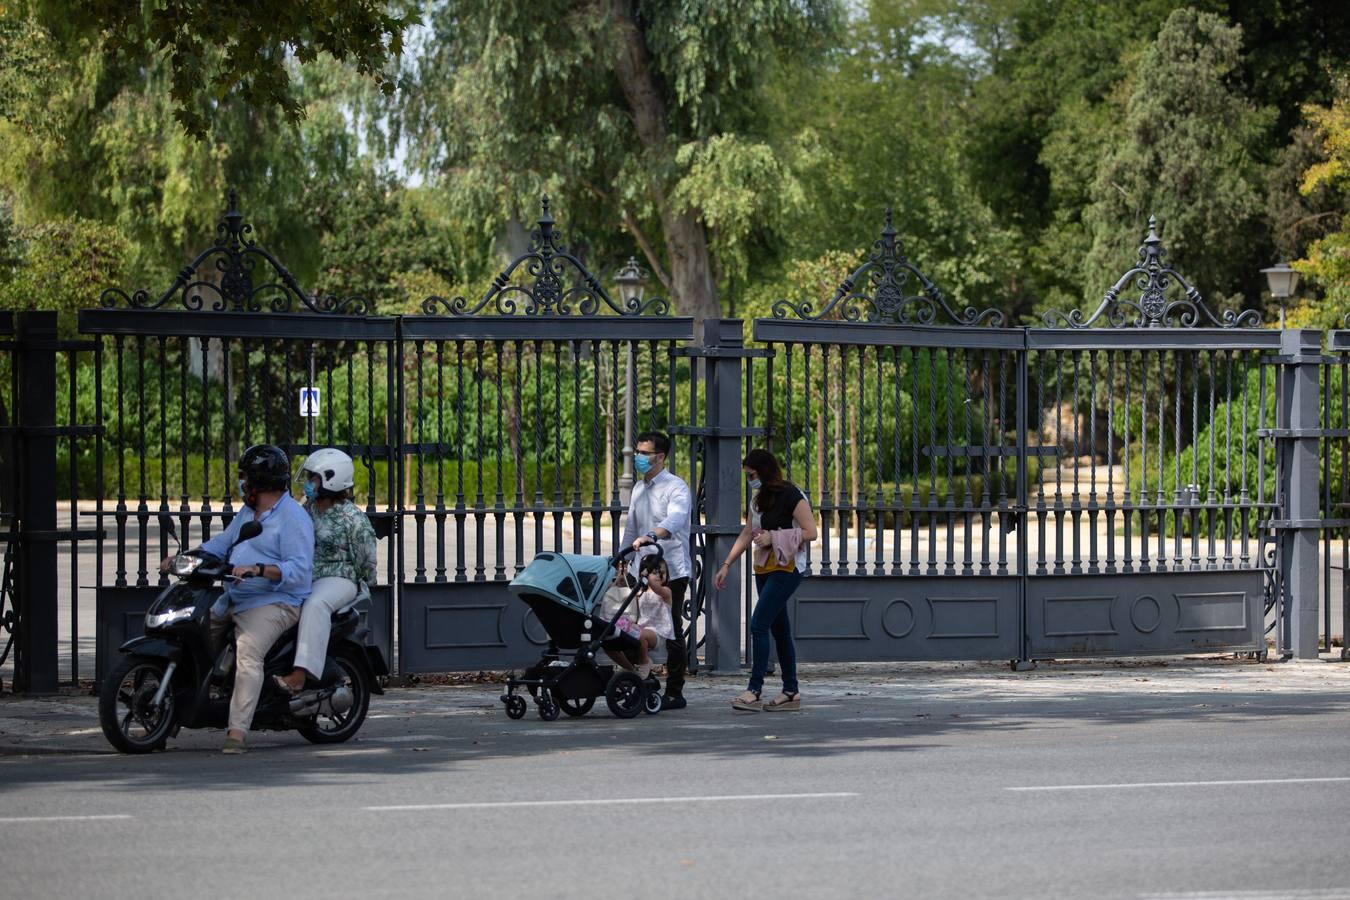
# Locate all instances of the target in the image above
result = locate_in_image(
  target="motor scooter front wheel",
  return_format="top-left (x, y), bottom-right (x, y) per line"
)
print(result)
top-left (296, 647), bottom-right (371, 744)
top-left (99, 655), bottom-right (176, 754)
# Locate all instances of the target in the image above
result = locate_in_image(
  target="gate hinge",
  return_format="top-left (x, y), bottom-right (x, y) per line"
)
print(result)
top-left (1262, 519), bottom-right (1344, 530)
top-left (0, 425), bottom-right (103, 437)
top-left (677, 347), bottom-right (774, 359)
top-left (1257, 428), bottom-right (1347, 439)
top-left (668, 426), bottom-right (767, 438)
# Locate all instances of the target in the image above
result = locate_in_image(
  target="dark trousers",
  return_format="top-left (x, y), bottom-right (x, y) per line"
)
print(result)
top-left (747, 570), bottom-right (803, 696)
top-left (664, 577), bottom-right (689, 696)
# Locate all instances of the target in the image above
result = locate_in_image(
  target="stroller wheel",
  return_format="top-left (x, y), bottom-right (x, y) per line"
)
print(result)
top-left (505, 695), bottom-right (528, 720)
top-left (537, 691), bottom-right (561, 722)
top-left (643, 690), bottom-right (663, 715)
top-left (558, 696), bottom-right (596, 718)
top-left (605, 670), bottom-right (645, 720)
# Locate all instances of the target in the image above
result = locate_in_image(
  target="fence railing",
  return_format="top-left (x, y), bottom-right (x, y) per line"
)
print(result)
top-left (1, 196), bottom-right (1344, 690)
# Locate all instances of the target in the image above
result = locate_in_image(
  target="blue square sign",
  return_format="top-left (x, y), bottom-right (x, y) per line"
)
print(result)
top-left (299, 386), bottom-right (321, 417)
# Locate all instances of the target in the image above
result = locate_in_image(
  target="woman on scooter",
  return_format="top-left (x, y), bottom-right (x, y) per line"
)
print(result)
top-left (272, 448), bottom-right (377, 697)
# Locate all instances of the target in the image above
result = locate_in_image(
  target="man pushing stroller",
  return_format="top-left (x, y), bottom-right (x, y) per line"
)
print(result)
top-left (620, 430), bottom-right (692, 711)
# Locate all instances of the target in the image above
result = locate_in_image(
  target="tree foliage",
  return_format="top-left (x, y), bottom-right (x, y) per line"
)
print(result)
top-left (10, 0), bottom-right (411, 136)
top-left (1083, 8), bottom-right (1274, 309)
top-left (1288, 73), bottom-right (1350, 328)
top-left (398, 0), bottom-right (836, 323)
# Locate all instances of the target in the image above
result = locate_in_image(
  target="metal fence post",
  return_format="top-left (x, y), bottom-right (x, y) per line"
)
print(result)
top-left (701, 319), bottom-right (745, 672)
top-left (1278, 328), bottom-right (1322, 659)
top-left (14, 311), bottom-right (59, 692)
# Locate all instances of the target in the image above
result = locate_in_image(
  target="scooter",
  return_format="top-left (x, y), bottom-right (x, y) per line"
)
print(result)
top-left (99, 515), bottom-right (387, 753)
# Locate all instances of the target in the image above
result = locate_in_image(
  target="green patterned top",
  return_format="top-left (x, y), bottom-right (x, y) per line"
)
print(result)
top-left (308, 500), bottom-right (378, 587)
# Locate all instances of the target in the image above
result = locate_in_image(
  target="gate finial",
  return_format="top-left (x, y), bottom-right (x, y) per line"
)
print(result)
top-left (1043, 214), bottom-right (1261, 328)
top-left (771, 208), bottom-right (1004, 326)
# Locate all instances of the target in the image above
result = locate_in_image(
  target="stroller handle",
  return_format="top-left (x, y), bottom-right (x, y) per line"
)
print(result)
top-left (610, 540), bottom-right (664, 568)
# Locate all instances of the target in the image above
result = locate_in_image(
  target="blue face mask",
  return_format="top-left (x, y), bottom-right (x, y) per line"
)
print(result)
top-left (237, 478), bottom-right (248, 501)
top-left (748, 478), bottom-right (762, 492)
top-left (634, 453), bottom-right (652, 475)
top-left (303, 480), bottom-right (318, 501)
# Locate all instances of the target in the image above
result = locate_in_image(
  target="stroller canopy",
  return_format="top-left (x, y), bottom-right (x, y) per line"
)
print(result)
top-left (508, 552), bottom-right (614, 616)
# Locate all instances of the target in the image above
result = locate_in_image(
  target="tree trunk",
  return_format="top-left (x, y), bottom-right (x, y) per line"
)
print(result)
top-left (608, 1), bottom-right (721, 326)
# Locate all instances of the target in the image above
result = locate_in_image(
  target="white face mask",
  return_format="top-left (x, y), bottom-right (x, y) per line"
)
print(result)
top-left (748, 477), bottom-right (762, 492)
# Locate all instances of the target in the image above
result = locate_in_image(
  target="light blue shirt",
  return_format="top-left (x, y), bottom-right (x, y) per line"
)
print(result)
top-left (200, 493), bottom-right (314, 617)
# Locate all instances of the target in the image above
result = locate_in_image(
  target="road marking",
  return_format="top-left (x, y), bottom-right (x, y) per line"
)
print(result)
top-left (366, 792), bottom-right (858, 812)
top-left (1141, 891), bottom-right (1350, 899)
top-left (365, 735), bottom-right (449, 743)
top-left (0, 814), bottom-right (132, 824)
top-left (1009, 776), bottom-right (1350, 792)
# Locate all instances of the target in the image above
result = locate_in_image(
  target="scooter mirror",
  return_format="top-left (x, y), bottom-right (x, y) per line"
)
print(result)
top-left (236, 521), bottom-right (263, 543)
top-left (157, 514), bottom-right (179, 544)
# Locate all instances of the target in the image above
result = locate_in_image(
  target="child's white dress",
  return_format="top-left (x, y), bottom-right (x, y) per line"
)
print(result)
top-left (635, 588), bottom-right (676, 641)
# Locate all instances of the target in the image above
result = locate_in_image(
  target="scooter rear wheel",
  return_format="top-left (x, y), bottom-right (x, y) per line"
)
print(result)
top-left (99, 655), bottom-right (175, 754)
top-left (296, 647), bottom-right (371, 744)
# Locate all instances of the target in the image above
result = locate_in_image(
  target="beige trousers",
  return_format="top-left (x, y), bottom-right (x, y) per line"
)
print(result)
top-left (210, 602), bottom-right (301, 734)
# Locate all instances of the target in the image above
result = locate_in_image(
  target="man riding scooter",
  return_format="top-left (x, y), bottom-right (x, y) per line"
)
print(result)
top-left (161, 444), bottom-right (313, 753)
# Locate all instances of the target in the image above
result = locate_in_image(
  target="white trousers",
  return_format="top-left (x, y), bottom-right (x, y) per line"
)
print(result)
top-left (295, 577), bottom-right (358, 677)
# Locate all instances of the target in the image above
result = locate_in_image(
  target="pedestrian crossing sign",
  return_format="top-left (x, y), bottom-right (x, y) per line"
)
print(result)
top-left (299, 386), bottom-right (320, 417)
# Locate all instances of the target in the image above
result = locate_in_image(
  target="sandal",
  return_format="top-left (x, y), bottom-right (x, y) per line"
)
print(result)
top-left (731, 690), bottom-right (762, 712)
top-left (271, 674), bottom-right (301, 697)
top-left (764, 692), bottom-right (801, 711)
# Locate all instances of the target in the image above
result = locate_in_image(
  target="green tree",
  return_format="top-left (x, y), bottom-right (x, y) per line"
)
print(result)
top-left (8, 0), bottom-right (411, 136)
top-left (399, 0), bottom-right (836, 324)
top-left (0, 214), bottom-right (130, 333)
top-left (1082, 8), bottom-right (1273, 310)
top-left (1288, 73), bottom-right (1350, 329)
top-left (749, 0), bottom-right (1019, 318)
top-left (0, 21), bottom-right (438, 310)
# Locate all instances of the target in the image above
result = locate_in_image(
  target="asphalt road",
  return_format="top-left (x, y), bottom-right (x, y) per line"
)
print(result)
top-left (2, 660), bottom-right (1349, 900)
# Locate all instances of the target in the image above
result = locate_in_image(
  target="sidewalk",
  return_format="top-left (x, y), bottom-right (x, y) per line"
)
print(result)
top-left (4, 656), bottom-right (1348, 756)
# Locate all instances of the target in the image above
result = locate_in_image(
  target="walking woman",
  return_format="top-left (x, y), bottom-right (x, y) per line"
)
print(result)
top-left (713, 449), bottom-right (818, 711)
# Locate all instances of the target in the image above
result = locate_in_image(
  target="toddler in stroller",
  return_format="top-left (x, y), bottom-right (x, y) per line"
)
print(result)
top-left (606, 555), bottom-right (675, 680)
top-left (501, 545), bottom-right (665, 721)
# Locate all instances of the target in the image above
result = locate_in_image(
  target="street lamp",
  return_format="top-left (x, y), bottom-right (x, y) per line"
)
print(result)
top-left (615, 258), bottom-right (646, 503)
top-left (1261, 262), bottom-right (1299, 328)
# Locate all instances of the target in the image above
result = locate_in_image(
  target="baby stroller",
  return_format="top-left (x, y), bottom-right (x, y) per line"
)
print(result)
top-left (501, 544), bottom-right (663, 720)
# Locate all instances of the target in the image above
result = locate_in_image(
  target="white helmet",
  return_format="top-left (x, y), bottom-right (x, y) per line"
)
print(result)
top-left (299, 447), bottom-right (356, 493)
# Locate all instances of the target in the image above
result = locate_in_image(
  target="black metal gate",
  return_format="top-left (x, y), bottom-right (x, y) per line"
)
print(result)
top-left (391, 204), bottom-right (694, 671)
top-left (80, 194), bottom-right (698, 678)
top-left (8, 192), bottom-right (1316, 688)
top-left (751, 214), bottom-right (1275, 663)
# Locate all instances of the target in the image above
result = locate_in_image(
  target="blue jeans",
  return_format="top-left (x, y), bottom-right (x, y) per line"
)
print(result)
top-left (747, 570), bottom-right (804, 696)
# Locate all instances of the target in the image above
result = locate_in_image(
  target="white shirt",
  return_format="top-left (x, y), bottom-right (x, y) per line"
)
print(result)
top-left (621, 468), bottom-right (693, 580)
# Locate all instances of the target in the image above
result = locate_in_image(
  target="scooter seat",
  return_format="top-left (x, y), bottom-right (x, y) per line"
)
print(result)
top-left (331, 606), bottom-right (360, 626)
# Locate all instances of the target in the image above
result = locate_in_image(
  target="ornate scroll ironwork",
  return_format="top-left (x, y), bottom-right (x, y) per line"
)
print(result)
top-left (422, 197), bottom-right (670, 316)
top-left (1044, 216), bottom-right (1261, 329)
top-left (771, 209), bottom-right (1004, 326)
top-left (99, 190), bottom-right (369, 315)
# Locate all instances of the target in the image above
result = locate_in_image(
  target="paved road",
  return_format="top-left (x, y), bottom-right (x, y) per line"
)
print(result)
top-left (2, 660), bottom-right (1349, 899)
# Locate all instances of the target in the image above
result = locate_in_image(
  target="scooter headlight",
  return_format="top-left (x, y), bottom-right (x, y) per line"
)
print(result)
top-left (146, 605), bottom-right (195, 628)
top-left (168, 554), bottom-right (203, 576)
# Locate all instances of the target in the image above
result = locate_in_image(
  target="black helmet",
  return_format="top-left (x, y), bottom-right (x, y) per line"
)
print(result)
top-left (239, 444), bottom-right (291, 492)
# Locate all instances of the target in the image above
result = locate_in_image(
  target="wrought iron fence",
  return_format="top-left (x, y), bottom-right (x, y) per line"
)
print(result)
top-left (2, 193), bottom-right (1341, 690)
